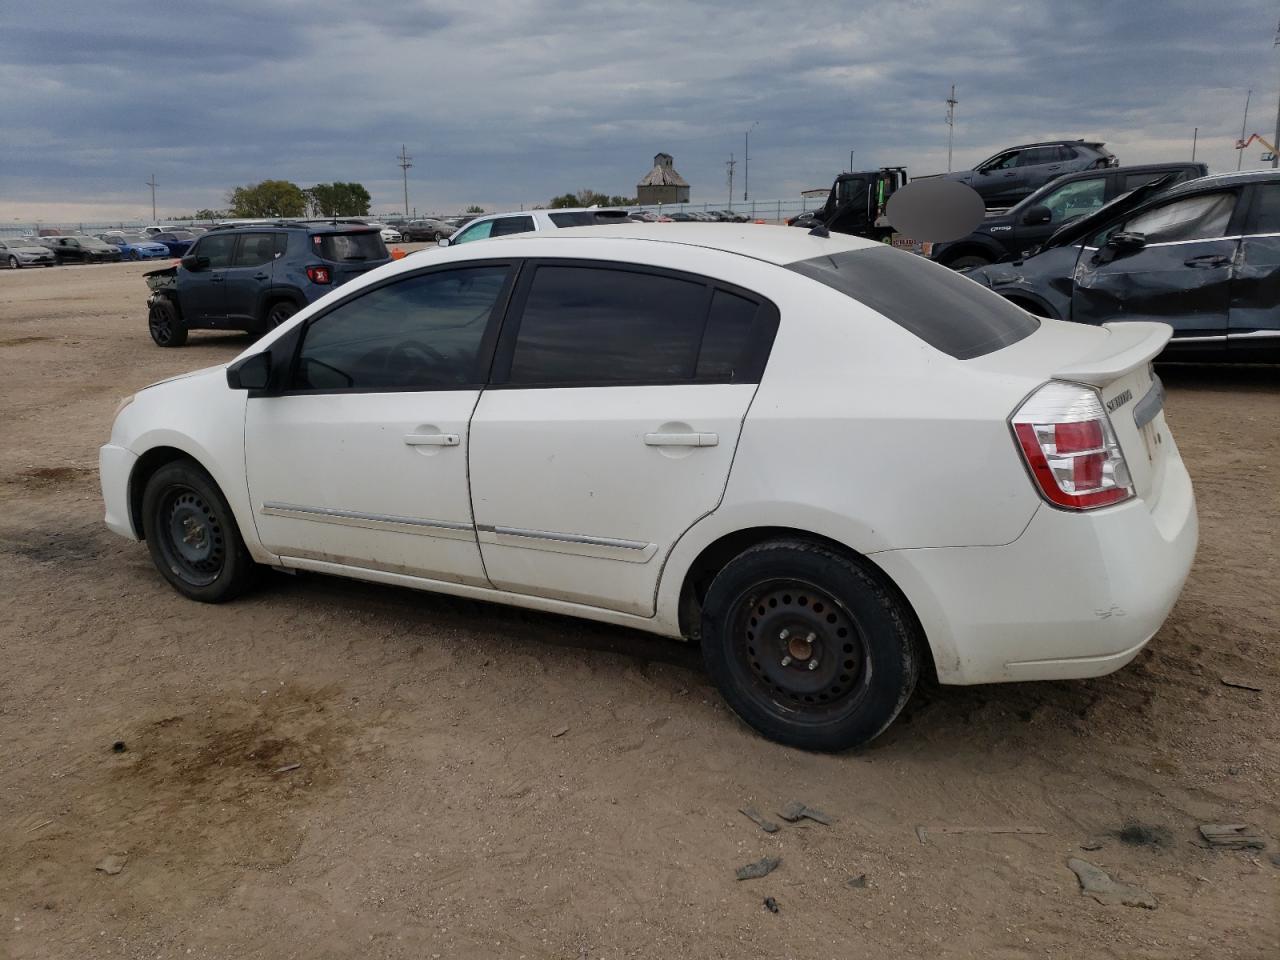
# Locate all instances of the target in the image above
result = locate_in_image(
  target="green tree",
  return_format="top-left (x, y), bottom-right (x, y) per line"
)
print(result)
top-left (305, 182), bottom-right (372, 217)
top-left (227, 180), bottom-right (307, 218)
top-left (549, 188), bottom-right (637, 208)
top-left (193, 208), bottom-right (225, 220)
top-left (465, 204), bottom-right (485, 214)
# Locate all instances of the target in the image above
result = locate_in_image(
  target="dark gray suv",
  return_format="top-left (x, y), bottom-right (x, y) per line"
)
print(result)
top-left (144, 220), bottom-right (390, 347)
top-left (936, 140), bottom-right (1117, 208)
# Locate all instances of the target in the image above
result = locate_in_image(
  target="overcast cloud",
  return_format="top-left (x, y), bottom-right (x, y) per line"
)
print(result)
top-left (1, 0), bottom-right (1275, 221)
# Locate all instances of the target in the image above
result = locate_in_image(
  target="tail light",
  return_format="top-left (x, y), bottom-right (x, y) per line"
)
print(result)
top-left (305, 265), bottom-right (331, 284)
top-left (1011, 381), bottom-right (1133, 510)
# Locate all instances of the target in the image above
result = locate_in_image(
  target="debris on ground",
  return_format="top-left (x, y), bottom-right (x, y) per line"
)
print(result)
top-left (778, 801), bottom-right (834, 825)
top-left (847, 874), bottom-right (868, 889)
top-left (273, 762), bottom-right (302, 774)
top-left (918, 824), bottom-right (1046, 842)
top-left (551, 725), bottom-right (570, 738)
top-left (1080, 841), bottom-right (1104, 851)
top-left (1219, 676), bottom-right (1264, 692)
top-left (763, 896), bottom-right (779, 913)
top-left (1117, 823), bottom-right (1171, 848)
top-left (736, 856), bottom-right (781, 881)
top-left (1199, 824), bottom-right (1266, 849)
top-left (111, 741), bottom-right (127, 753)
top-left (915, 825), bottom-right (929, 845)
top-left (94, 854), bottom-right (127, 876)
top-left (1067, 858), bottom-right (1156, 909)
top-left (739, 805), bottom-right (780, 834)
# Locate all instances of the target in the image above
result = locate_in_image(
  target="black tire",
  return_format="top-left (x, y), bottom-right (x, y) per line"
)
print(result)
top-left (947, 254), bottom-right (992, 271)
top-left (264, 300), bottom-right (298, 329)
top-left (700, 539), bottom-right (920, 751)
top-left (148, 298), bottom-right (188, 347)
top-left (141, 459), bottom-right (258, 603)
top-left (130, 249), bottom-right (140, 261)
top-left (8, 255), bottom-right (20, 269)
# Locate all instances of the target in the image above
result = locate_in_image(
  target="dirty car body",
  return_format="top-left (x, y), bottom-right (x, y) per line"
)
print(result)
top-left (101, 224), bottom-right (1197, 750)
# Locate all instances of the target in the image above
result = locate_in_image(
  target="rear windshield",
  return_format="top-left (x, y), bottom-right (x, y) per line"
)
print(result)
top-left (316, 230), bottom-right (388, 262)
top-left (787, 246), bottom-right (1038, 359)
top-left (548, 211), bottom-right (631, 227)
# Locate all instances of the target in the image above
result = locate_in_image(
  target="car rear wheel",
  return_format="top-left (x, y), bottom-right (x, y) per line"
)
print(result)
top-left (148, 298), bottom-right (188, 347)
top-left (141, 459), bottom-right (258, 603)
top-left (8, 256), bottom-right (19, 269)
top-left (130, 250), bottom-right (140, 261)
top-left (947, 254), bottom-right (992, 270)
top-left (265, 300), bottom-right (298, 329)
top-left (700, 539), bottom-right (920, 751)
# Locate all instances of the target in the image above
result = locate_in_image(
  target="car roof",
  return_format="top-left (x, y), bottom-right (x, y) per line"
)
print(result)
top-left (502, 222), bottom-right (880, 265)
top-left (1003, 139), bottom-right (1105, 150)
top-left (1155, 168), bottom-right (1280, 196)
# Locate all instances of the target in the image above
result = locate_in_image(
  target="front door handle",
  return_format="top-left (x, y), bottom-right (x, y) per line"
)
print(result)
top-left (404, 433), bottom-right (459, 446)
top-left (1183, 254), bottom-right (1231, 268)
top-left (644, 432), bottom-right (718, 447)
top-left (253, 272), bottom-right (269, 280)
top-left (210, 274), bottom-right (225, 282)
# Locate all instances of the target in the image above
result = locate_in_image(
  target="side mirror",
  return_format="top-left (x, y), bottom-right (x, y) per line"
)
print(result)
top-left (226, 352), bottom-right (271, 391)
top-left (181, 254), bottom-right (210, 271)
top-left (1022, 204), bottom-right (1052, 226)
top-left (437, 237), bottom-right (450, 247)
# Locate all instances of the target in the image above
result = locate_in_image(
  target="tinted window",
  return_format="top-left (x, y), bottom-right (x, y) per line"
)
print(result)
top-left (1017, 147), bottom-right (1054, 167)
top-left (232, 232), bottom-right (277, 267)
top-left (787, 246), bottom-right (1038, 360)
top-left (507, 266), bottom-right (707, 384)
top-left (490, 216), bottom-right (535, 238)
top-left (1057, 145), bottom-right (1079, 162)
top-left (697, 289), bottom-right (760, 380)
top-left (547, 211), bottom-right (631, 227)
top-left (294, 266), bottom-right (509, 391)
top-left (985, 152), bottom-right (1019, 171)
top-left (1249, 184), bottom-right (1280, 233)
top-left (1121, 192), bottom-right (1235, 243)
top-left (1124, 171), bottom-right (1169, 191)
top-left (193, 233), bottom-right (235, 268)
top-left (316, 230), bottom-right (387, 262)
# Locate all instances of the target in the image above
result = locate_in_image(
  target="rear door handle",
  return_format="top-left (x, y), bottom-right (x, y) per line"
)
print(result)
top-left (1183, 254), bottom-right (1230, 268)
top-left (644, 432), bottom-right (718, 447)
top-left (404, 433), bottom-right (459, 446)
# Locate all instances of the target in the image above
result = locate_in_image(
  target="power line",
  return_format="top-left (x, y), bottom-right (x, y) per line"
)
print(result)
top-left (397, 145), bottom-right (413, 216)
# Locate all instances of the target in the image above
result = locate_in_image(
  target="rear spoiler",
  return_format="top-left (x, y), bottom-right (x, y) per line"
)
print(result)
top-left (1053, 322), bottom-right (1171, 387)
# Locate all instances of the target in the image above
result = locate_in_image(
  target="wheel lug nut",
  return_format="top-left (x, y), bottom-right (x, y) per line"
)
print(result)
top-left (807, 660), bottom-right (819, 671)
top-left (806, 632), bottom-right (817, 643)
top-left (779, 628), bottom-right (791, 641)
top-left (780, 655), bottom-right (792, 667)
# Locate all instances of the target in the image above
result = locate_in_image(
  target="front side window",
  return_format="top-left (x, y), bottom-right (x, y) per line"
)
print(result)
top-left (1120, 192), bottom-right (1236, 244)
top-left (1041, 177), bottom-right (1106, 222)
top-left (193, 234), bottom-right (235, 268)
top-left (983, 151), bottom-right (1019, 171)
top-left (232, 232), bottom-right (277, 267)
top-left (1248, 183), bottom-right (1280, 234)
top-left (452, 219), bottom-right (493, 244)
top-left (293, 265), bottom-right (510, 391)
top-left (490, 216), bottom-right (536, 238)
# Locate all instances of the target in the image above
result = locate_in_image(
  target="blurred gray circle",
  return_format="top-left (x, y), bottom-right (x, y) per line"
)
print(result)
top-left (886, 179), bottom-right (985, 242)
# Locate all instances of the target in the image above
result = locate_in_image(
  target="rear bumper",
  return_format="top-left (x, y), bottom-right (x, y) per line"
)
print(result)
top-left (99, 443), bottom-right (140, 540)
top-left (873, 449), bottom-right (1198, 685)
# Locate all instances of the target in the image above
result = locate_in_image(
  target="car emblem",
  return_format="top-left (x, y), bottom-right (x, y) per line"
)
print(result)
top-left (1105, 389), bottom-right (1133, 413)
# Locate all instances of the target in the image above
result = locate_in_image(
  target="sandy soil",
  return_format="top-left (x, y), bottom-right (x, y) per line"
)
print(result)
top-left (0, 259), bottom-right (1276, 960)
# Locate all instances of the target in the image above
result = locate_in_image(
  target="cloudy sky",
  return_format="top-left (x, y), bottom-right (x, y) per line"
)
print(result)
top-left (2, 0), bottom-right (1276, 223)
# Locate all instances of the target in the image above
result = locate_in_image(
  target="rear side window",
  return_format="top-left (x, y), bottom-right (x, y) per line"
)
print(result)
top-left (315, 230), bottom-right (387, 262)
top-left (1249, 183), bottom-right (1280, 233)
top-left (232, 232), bottom-right (277, 267)
top-left (547, 211), bottom-right (630, 227)
top-left (697, 290), bottom-right (759, 380)
top-left (1017, 147), bottom-right (1054, 167)
top-left (787, 246), bottom-right (1038, 360)
top-left (490, 216), bottom-right (535, 238)
top-left (1121, 192), bottom-right (1236, 243)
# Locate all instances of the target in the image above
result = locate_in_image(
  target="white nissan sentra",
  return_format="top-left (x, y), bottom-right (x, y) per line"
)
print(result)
top-left (100, 224), bottom-right (1197, 750)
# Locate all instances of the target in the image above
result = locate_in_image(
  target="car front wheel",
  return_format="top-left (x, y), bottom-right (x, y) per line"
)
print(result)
top-left (141, 459), bottom-right (259, 603)
top-left (8, 256), bottom-right (19, 269)
top-left (948, 254), bottom-right (992, 270)
top-left (700, 539), bottom-right (920, 751)
top-left (148, 298), bottom-right (188, 347)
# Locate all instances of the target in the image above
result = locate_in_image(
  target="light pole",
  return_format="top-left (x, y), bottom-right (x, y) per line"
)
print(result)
top-left (744, 121), bottom-right (758, 202)
top-left (849, 149), bottom-right (855, 172)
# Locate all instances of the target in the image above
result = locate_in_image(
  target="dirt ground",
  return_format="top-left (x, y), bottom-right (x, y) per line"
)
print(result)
top-left (0, 259), bottom-right (1276, 960)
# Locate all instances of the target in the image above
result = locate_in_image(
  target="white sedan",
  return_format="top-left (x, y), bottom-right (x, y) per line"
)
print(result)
top-left (99, 224), bottom-right (1197, 750)
top-left (379, 226), bottom-right (403, 243)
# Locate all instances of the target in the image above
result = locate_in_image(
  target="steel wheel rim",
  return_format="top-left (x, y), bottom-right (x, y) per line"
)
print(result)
top-left (8, 257), bottom-right (17, 269)
top-left (157, 485), bottom-right (225, 586)
top-left (729, 578), bottom-right (873, 721)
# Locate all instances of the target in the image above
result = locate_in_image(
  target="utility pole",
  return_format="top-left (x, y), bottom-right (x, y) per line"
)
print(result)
top-left (1191, 127), bottom-right (1198, 161)
top-left (397, 145), bottom-right (413, 216)
top-left (726, 153), bottom-right (736, 208)
top-left (945, 84), bottom-right (958, 172)
top-left (744, 121), bottom-right (758, 202)
top-left (1238, 89), bottom-right (1252, 170)
top-left (145, 173), bottom-right (158, 222)
top-left (849, 149), bottom-right (855, 172)
top-left (1273, 19), bottom-right (1280, 169)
